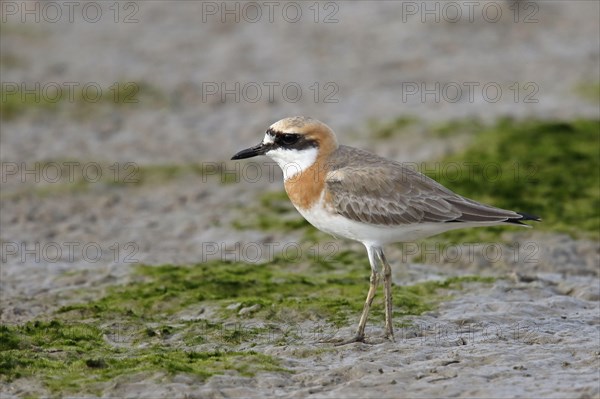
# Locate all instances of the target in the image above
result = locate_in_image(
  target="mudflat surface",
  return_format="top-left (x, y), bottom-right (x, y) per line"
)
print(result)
top-left (1, 1), bottom-right (599, 398)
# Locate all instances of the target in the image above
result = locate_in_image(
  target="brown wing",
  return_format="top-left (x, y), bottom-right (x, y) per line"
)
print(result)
top-left (324, 146), bottom-right (521, 226)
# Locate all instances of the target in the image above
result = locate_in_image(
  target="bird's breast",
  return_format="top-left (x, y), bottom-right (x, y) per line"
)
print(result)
top-left (283, 162), bottom-right (327, 210)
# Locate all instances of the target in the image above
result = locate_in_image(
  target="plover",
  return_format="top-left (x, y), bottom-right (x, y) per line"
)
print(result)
top-left (231, 116), bottom-right (540, 343)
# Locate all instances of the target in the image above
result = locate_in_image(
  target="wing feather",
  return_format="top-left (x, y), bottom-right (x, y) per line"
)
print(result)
top-left (325, 146), bottom-right (522, 226)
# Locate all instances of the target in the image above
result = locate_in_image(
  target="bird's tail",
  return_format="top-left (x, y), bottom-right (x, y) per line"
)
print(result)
top-left (505, 212), bottom-right (542, 226)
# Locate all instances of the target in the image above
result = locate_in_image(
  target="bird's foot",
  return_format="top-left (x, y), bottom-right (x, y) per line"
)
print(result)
top-left (384, 323), bottom-right (395, 342)
top-left (321, 334), bottom-right (393, 346)
top-left (334, 335), bottom-right (366, 346)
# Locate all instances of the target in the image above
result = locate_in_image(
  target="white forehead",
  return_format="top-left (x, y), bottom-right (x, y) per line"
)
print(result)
top-left (262, 132), bottom-right (275, 144)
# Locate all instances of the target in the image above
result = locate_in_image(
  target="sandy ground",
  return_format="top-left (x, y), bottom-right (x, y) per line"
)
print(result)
top-left (1, 1), bottom-right (599, 398)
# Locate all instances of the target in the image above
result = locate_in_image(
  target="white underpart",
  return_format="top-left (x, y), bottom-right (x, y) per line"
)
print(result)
top-left (265, 146), bottom-right (318, 181)
top-left (296, 192), bottom-right (517, 246)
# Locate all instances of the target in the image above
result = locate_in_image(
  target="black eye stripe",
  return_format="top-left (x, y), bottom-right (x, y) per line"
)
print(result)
top-left (265, 128), bottom-right (318, 150)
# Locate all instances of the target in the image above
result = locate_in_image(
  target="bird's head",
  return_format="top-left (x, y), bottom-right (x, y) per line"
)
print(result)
top-left (231, 116), bottom-right (338, 179)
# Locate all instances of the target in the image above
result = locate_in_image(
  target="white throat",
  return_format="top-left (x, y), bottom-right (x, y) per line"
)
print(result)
top-left (265, 147), bottom-right (318, 180)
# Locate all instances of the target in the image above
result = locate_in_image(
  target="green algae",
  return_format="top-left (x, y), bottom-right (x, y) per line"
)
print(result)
top-left (2, 251), bottom-right (494, 395)
top-left (574, 81), bottom-right (600, 103)
top-left (427, 118), bottom-right (599, 241)
top-left (0, 161), bottom-right (239, 200)
top-left (0, 81), bottom-right (165, 121)
top-left (0, 321), bottom-right (282, 395)
top-left (369, 116), bottom-right (420, 139)
top-left (56, 252), bottom-right (492, 329)
top-left (232, 190), bottom-right (314, 236)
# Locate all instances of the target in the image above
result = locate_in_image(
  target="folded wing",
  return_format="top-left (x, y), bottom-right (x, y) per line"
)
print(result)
top-left (325, 146), bottom-right (527, 227)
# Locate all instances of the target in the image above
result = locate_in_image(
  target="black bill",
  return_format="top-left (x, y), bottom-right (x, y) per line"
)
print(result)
top-left (231, 142), bottom-right (271, 160)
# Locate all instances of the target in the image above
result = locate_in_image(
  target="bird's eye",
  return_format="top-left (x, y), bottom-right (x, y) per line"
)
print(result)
top-left (280, 134), bottom-right (300, 146)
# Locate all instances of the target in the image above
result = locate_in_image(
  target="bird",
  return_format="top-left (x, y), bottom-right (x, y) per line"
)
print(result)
top-left (231, 116), bottom-right (540, 344)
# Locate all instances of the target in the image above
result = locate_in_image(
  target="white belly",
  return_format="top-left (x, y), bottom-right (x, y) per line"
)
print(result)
top-left (294, 198), bottom-right (507, 246)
